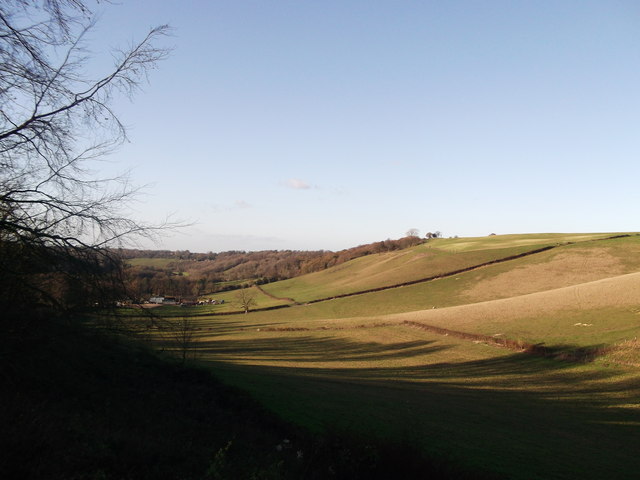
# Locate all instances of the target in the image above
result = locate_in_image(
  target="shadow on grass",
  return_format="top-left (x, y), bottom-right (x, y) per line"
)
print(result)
top-left (146, 317), bottom-right (288, 339)
top-left (2, 318), bottom-right (504, 480)
top-left (196, 333), bottom-right (640, 480)
top-left (197, 336), bottom-right (451, 362)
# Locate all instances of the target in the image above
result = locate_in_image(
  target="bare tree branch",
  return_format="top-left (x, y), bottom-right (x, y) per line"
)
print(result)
top-left (0, 1), bottom-right (176, 318)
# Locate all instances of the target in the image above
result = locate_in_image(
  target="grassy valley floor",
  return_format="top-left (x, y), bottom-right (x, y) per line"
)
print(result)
top-left (188, 317), bottom-right (640, 480)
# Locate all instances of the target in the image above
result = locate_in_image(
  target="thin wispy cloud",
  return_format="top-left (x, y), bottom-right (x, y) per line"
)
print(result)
top-left (284, 178), bottom-right (312, 190)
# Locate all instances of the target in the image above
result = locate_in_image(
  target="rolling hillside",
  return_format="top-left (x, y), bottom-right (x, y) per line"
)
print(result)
top-left (193, 232), bottom-right (640, 315)
top-left (146, 232), bottom-right (640, 479)
top-left (258, 232), bottom-right (634, 303)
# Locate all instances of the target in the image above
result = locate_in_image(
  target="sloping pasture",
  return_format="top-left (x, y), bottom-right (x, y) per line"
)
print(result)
top-left (389, 271), bottom-right (640, 349)
top-left (260, 233), bottom-right (637, 304)
top-left (261, 242), bottom-right (553, 303)
top-left (427, 232), bottom-right (626, 252)
top-left (188, 316), bottom-right (640, 480)
top-left (151, 232), bottom-right (640, 479)
top-left (176, 278), bottom-right (640, 479)
top-left (462, 234), bottom-right (640, 302)
top-left (127, 257), bottom-right (176, 268)
top-left (183, 235), bottom-right (640, 322)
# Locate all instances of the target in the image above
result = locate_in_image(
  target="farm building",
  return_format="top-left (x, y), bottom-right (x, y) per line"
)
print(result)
top-left (149, 296), bottom-right (178, 305)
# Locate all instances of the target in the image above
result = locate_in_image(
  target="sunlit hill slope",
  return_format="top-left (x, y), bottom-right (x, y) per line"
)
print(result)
top-left (162, 232), bottom-right (640, 480)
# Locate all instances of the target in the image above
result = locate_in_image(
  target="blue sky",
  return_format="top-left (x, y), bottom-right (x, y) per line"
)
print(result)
top-left (92, 1), bottom-right (640, 252)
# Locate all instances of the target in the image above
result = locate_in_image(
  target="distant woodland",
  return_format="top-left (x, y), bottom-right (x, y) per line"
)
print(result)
top-left (120, 236), bottom-right (425, 301)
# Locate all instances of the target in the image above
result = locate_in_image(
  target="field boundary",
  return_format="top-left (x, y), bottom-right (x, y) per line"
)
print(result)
top-left (401, 320), bottom-right (610, 362)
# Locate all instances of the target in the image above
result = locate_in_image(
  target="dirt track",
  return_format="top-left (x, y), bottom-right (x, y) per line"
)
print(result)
top-left (254, 284), bottom-right (298, 305)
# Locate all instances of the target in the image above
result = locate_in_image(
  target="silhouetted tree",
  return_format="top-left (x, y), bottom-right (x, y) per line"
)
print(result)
top-left (172, 316), bottom-right (197, 365)
top-left (0, 1), bottom-right (171, 319)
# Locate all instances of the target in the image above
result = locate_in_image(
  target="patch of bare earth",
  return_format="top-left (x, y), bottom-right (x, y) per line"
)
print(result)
top-left (464, 248), bottom-right (626, 302)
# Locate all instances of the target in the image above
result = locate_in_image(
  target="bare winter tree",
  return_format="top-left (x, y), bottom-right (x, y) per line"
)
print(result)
top-left (406, 228), bottom-right (420, 237)
top-left (235, 287), bottom-right (257, 314)
top-left (171, 316), bottom-right (197, 365)
top-left (0, 1), bottom-right (172, 318)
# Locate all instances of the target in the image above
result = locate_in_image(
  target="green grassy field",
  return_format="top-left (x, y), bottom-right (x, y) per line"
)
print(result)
top-left (127, 257), bottom-right (177, 268)
top-left (427, 232), bottom-right (626, 252)
top-left (159, 234), bottom-right (640, 323)
top-left (259, 233), bottom-right (634, 304)
top-left (125, 286), bottom-right (288, 317)
top-left (148, 233), bottom-right (640, 479)
top-left (184, 317), bottom-right (640, 479)
top-left (260, 243), bottom-right (547, 303)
